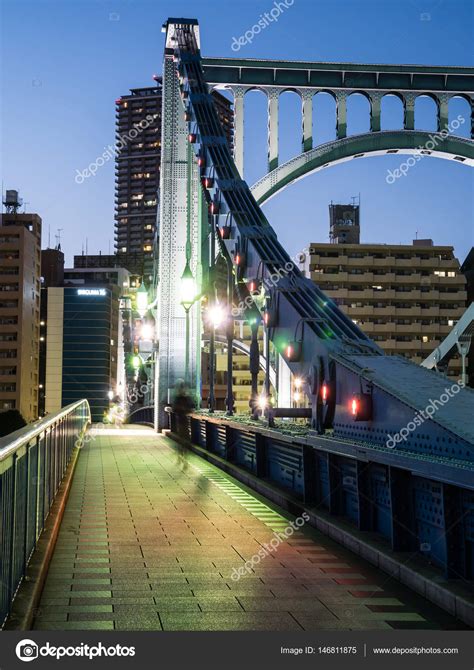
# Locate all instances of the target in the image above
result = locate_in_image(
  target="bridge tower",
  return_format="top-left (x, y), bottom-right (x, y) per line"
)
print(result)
top-left (154, 19), bottom-right (205, 430)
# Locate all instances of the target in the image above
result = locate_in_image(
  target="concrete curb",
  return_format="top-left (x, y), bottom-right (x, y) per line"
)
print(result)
top-left (168, 431), bottom-right (474, 629)
top-left (3, 446), bottom-right (82, 631)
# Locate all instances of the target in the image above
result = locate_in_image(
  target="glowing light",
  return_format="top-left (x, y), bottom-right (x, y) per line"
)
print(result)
top-left (257, 394), bottom-right (268, 417)
top-left (286, 344), bottom-right (293, 358)
top-left (136, 283), bottom-right (148, 317)
top-left (207, 304), bottom-right (226, 329)
top-left (132, 355), bottom-right (141, 370)
top-left (322, 382), bottom-right (328, 402)
top-left (294, 377), bottom-right (302, 389)
top-left (140, 322), bottom-right (154, 340)
top-left (108, 390), bottom-right (114, 400)
top-left (294, 391), bottom-right (301, 402)
top-left (351, 397), bottom-right (358, 416)
top-left (180, 261), bottom-right (196, 309)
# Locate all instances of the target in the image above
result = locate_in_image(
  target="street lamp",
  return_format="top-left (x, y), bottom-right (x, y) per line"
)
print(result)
top-left (136, 282), bottom-right (148, 317)
top-left (180, 261), bottom-right (197, 386)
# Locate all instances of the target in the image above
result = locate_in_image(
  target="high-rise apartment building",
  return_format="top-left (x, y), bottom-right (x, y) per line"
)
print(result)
top-left (114, 80), bottom-right (233, 279)
top-left (0, 193), bottom-right (41, 420)
top-left (300, 230), bottom-right (467, 377)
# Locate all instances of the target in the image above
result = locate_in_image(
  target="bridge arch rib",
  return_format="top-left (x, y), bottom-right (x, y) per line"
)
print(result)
top-left (251, 130), bottom-right (474, 204)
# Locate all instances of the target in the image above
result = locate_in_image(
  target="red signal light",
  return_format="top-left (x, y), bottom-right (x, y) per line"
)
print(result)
top-left (201, 177), bottom-right (214, 189)
top-left (220, 225), bottom-right (231, 239)
top-left (285, 341), bottom-right (301, 362)
top-left (350, 397), bottom-right (358, 416)
top-left (188, 133), bottom-right (197, 143)
top-left (322, 382), bottom-right (329, 402)
top-left (197, 155), bottom-right (206, 168)
top-left (209, 200), bottom-right (219, 215)
top-left (350, 393), bottom-right (372, 421)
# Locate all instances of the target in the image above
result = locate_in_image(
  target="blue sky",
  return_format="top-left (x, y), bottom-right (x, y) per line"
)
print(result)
top-left (1, 0), bottom-right (473, 265)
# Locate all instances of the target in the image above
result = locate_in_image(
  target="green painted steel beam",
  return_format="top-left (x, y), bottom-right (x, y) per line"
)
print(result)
top-left (202, 58), bottom-right (474, 93)
top-left (251, 131), bottom-right (474, 205)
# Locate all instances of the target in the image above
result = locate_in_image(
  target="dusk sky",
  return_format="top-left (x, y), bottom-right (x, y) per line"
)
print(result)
top-left (1, 0), bottom-right (473, 266)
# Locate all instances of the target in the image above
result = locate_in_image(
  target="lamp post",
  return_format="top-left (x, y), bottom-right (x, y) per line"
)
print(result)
top-left (136, 282), bottom-right (148, 318)
top-left (180, 261), bottom-right (197, 386)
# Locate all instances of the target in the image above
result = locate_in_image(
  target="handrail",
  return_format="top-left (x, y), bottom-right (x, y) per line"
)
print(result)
top-left (0, 400), bottom-right (91, 462)
top-left (0, 398), bottom-right (91, 627)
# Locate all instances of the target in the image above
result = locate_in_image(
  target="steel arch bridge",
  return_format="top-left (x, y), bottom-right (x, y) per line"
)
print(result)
top-left (251, 130), bottom-right (474, 204)
top-left (151, 17), bottom-right (474, 582)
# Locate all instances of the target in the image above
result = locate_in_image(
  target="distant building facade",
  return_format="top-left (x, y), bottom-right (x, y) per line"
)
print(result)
top-left (114, 81), bottom-right (234, 279)
top-left (0, 207), bottom-right (41, 420)
top-left (41, 247), bottom-right (64, 288)
top-left (301, 234), bottom-right (467, 377)
top-left (41, 287), bottom-right (119, 422)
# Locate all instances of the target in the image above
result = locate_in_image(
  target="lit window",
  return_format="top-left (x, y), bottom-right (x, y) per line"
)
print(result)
top-left (422, 336), bottom-right (428, 343)
top-left (121, 247), bottom-right (127, 252)
top-left (448, 271), bottom-right (456, 277)
top-left (448, 319), bottom-right (454, 327)
top-left (434, 271), bottom-right (446, 277)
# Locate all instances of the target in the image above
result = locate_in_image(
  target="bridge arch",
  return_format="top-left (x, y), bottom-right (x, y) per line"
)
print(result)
top-left (251, 130), bottom-right (474, 205)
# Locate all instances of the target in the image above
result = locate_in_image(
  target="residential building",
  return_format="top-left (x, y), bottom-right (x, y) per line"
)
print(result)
top-left (0, 197), bottom-right (41, 420)
top-left (114, 81), bottom-right (234, 279)
top-left (300, 226), bottom-right (467, 377)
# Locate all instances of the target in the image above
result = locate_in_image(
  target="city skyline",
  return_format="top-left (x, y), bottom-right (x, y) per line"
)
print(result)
top-left (1, 0), bottom-right (473, 267)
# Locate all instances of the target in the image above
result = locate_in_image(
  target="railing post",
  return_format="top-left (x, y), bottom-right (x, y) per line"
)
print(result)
top-left (8, 452), bottom-right (18, 605)
top-left (389, 466), bottom-right (414, 552)
top-left (302, 445), bottom-right (316, 505)
top-left (23, 443), bottom-right (31, 571)
top-left (356, 461), bottom-right (373, 531)
top-left (255, 433), bottom-right (266, 478)
top-left (443, 484), bottom-right (466, 579)
top-left (327, 453), bottom-right (342, 515)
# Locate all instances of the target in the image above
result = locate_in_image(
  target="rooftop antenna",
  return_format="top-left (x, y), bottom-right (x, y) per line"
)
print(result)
top-left (48, 225), bottom-right (51, 249)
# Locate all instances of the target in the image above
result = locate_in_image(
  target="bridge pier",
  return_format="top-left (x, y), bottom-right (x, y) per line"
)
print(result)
top-left (336, 91), bottom-right (347, 139)
top-left (231, 86), bottom-right (245, 177)
top-left (404, 93), bottom-right (415, 130)
top-left (370, 93), bottom-right (381, 132)
top-left (301, 90), bottom-right (313, 152)
top-left (438, 93), bottom-right (449, 132)
top-left (267, 88), bottom-right (279, 171)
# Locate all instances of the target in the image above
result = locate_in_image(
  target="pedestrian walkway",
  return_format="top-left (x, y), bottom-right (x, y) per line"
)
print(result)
top-left (33, 426), bottom-right (465, 631)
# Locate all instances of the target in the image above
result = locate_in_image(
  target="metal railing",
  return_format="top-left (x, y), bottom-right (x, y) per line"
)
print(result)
top-left (0, 399), bottom-right (91, 626)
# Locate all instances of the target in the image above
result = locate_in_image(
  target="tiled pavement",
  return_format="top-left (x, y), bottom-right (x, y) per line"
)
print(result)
top-left (33, 426), bottom-right (465, 631)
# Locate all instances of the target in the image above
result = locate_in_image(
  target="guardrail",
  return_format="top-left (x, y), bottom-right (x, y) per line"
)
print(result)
top-left (127, 405), bottom-right (154, 427)
top-left (0, 399), bottom-right (91, 626)
top-left (170, 411), bottom-right (474, 582)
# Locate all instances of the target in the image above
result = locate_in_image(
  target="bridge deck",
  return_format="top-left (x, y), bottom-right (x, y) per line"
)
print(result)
top-left (33, 426), bottom-right (465, 631)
